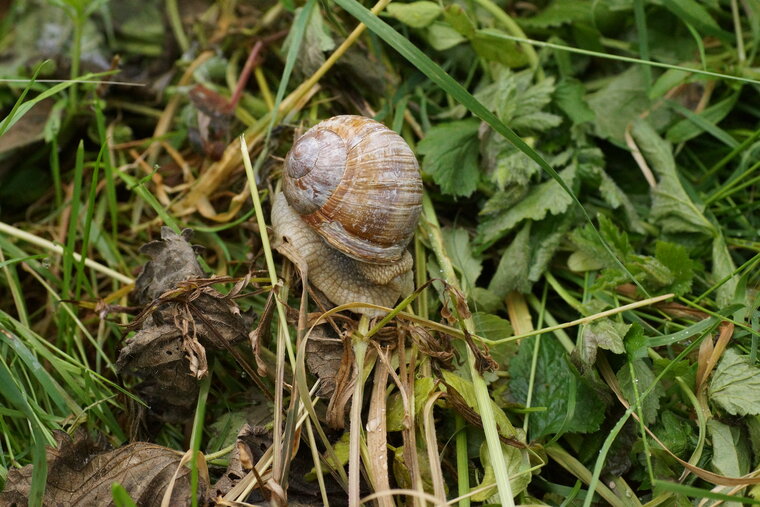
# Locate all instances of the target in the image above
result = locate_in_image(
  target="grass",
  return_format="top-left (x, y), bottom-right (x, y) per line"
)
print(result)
top-left (1, 0), bottom-right (760, 505)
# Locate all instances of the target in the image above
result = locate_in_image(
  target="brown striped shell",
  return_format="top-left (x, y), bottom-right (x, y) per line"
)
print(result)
top-left (283, 115), bottom-right (423, 264)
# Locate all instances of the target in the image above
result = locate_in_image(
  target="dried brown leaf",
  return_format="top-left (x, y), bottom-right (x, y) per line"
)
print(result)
top-left (0, 430), bottom-right (205, 506)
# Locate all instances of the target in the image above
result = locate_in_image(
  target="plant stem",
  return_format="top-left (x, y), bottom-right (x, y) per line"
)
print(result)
top-left (420, 193), bottom-right (515, 506)
top-left (349, 315), bottom-right (370, 507)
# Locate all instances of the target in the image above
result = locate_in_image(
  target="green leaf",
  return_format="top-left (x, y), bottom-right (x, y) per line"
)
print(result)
top-left (709, 348), bottom-right (760, 416)
top-left (442, 371), bottom-right (517, 439)
top-left (617, 359), bottom-right (664, 425)
top-left (661, 0), bottom-right (733, 42)
top-left (442, 226), bottom-right (483, 293)
top-left (385, 1), bottom-right (441, 28)
top-left (666, 94), bottom-right (738, 145)
top-left (111, 483), bottom-right (138, 507)
top-left (488, 223), bottom-right (532, 295)
top-left (474, 442), bottom-right (532, 501)
top-left (654, 241), bottom-right (696, 296)
top-left (708, 419), bottom-right (750, 478)
top-left (488, 215), bottom-right (571, 296)
top-left (511, 336), bottom-right (606, 439)
top-left (425, 21), bottom-right (466, 50)
top-left (580, 319), bottom-right (629, 366)
top-left (472, 312), bottom-right (514, 343)
top-left (387, 377), bottom-right (436, 432)
top-left (477, 165), bottom-right (576, 248)
top-left (418, 118), bottom-right (481, 197)
top-left (471, 29), bottom-right (530, 68)
top-left (624, 323), bottom-right (648, 360)
top-left (518, 0), bottom-right (594, 28)
top-left (306, 431), bottom-right (350, 480)
top-left (481, 131), bottom-right (542, 189)
top-left (553, 78), bottom-right (595, 125)
top-left (653, 411), bottom-right (694, 457)
top-left (711, 233), bottom-right (739, 307)
top-left (475, 70), bottom-right (559, 132)
top-left (587, 67), bottom-right (666, 142)
top-left (630, 118), bottom-right (714, 236)
top-left (443, 4), bottom-right (475, 38)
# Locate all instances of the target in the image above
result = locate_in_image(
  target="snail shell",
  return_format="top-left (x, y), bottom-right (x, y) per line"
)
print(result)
top-left (282, 115), bottom-right (423, 264)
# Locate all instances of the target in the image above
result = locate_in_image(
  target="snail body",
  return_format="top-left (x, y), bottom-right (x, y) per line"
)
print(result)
top-left (272, 115), bottom-right (423, 315)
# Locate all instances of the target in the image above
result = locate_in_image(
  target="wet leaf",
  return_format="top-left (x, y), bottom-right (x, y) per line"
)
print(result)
top-left (617, 359), bottom-right (665, 425)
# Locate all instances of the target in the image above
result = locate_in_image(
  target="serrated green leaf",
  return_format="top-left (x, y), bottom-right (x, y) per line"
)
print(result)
top-left (654, 241), bottom-right (695, 296)
top-left (418, 118), bottom-right (481, 197)
top-left (385, 1), bottom-right (441, 28)
top-left (481, 131), bottom-right (542, 188)
top-left (654, 410), bottom-right (694, 457)
top-left (442, 226), bottom-right (483, 293)
top-left (709, 348), bottom-right (760, 416)
top-left (511, 336), bottom-right (606, 439)
top-left (554, 78), bottom-right (595, 125)
top-left (475, 70), bottom-right (558, 131)
top-left (617, 359), bottom-right (664, 425)
top-left (477, 165), bottom-right (576, 248)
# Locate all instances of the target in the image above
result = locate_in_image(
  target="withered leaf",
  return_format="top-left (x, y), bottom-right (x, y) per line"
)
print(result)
top-left (305, 326), bottom-right (346, 398)
top-left (116, 324), bottom-right (198, 423)
top-left (119, 228), bottom-right (255, 423)
top-left (0, 430), bottom-right (205, 507)
top-left (134, 227), bottom-right (205, 304)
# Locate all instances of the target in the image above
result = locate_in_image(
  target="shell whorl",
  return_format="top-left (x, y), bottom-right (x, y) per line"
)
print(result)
top-left (283, 115), bottom-right (423, 264)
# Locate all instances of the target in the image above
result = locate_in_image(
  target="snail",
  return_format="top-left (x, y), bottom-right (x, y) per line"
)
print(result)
top-left (271, 115), bottom-right (423, 316)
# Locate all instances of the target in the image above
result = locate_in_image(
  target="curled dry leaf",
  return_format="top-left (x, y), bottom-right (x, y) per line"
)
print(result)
top-left (118, 227), bottom-right (253, 423)
top-left (305, 325), bottom-right (346, 398)
top-left (0, 430), bottom-right (205, 507)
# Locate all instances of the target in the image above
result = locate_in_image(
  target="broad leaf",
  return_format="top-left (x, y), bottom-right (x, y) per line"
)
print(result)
top-left (709, 348), bottom-right (760, 416)
top-left (418, 118), bottom-right (481, 197)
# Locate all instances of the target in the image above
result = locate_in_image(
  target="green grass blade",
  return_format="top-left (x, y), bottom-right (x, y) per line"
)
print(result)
top-left (0, 60), bottom-right (48, 137)
top-left (0, 70), bottom-right (116, 135)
